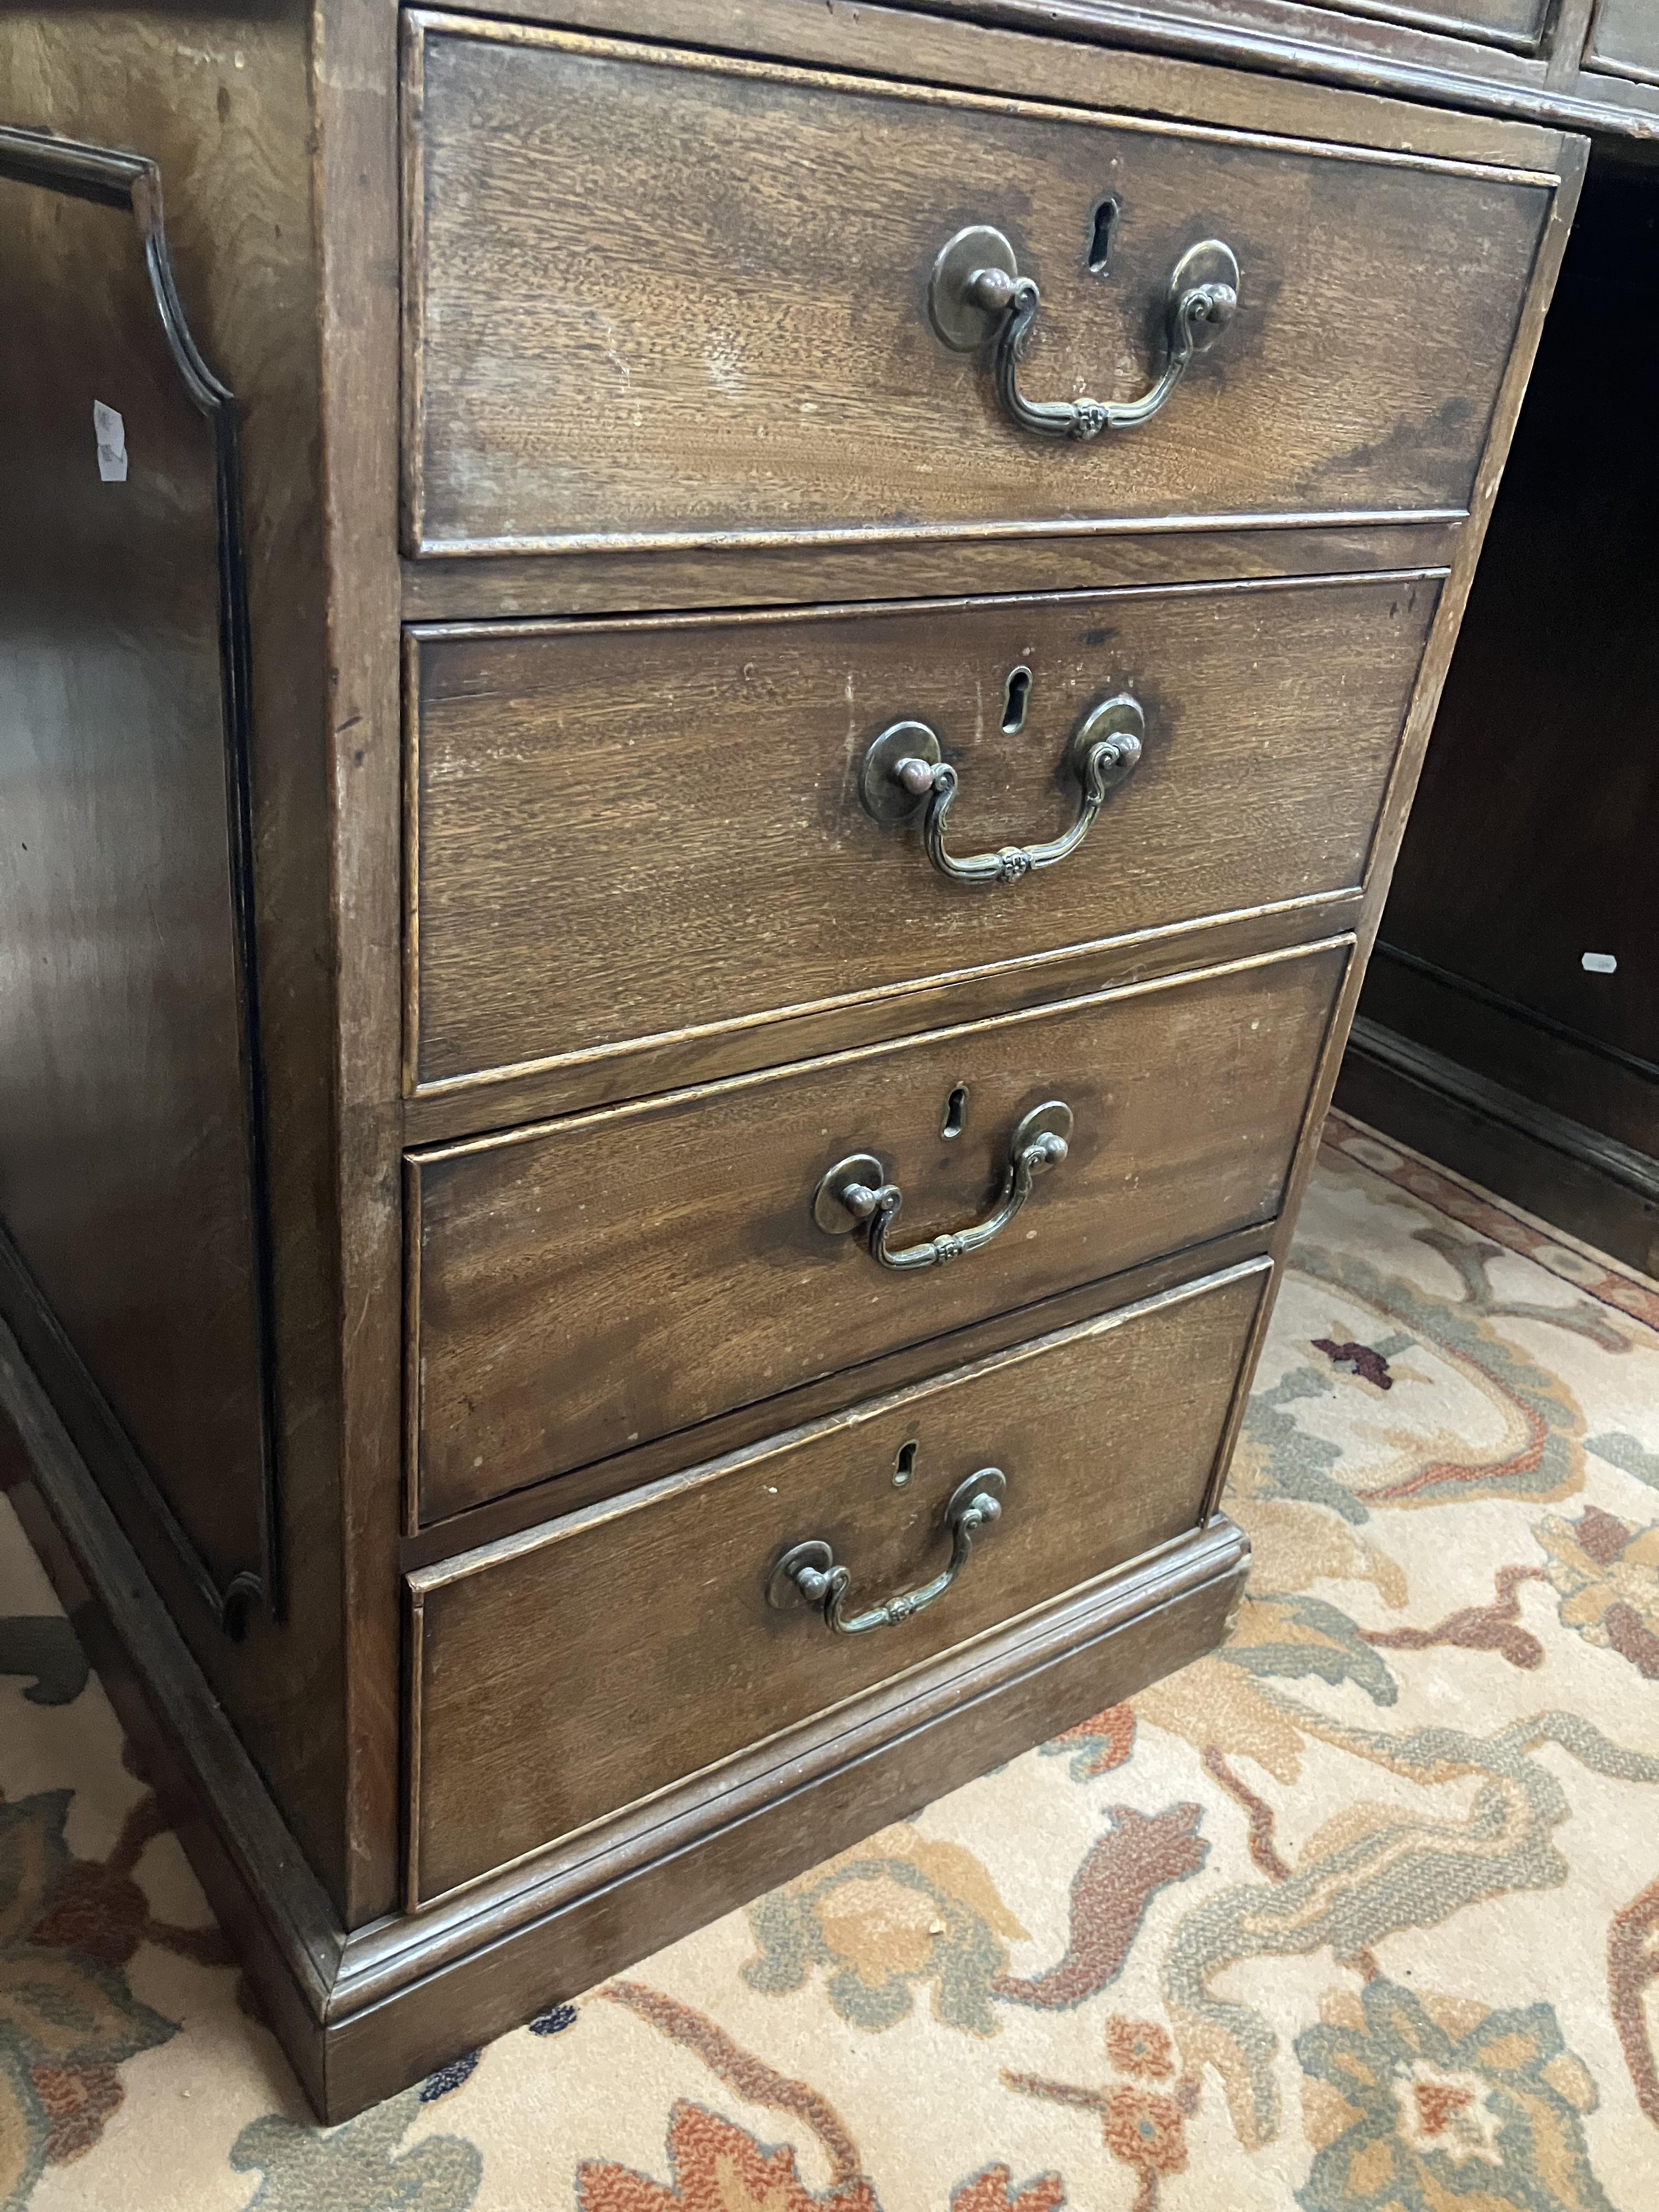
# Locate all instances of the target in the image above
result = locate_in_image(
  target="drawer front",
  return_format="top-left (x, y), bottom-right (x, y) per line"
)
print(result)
top-left (402, 15), bottom-right (1553, 557)
top-left (408, 1257), bottom-right (1267, 1901)
top-left (410, 574), bottom-right (1436, 1091)
top-left (410, 939), bottom-right (1346, 1521)
top-left (1312, 0), bottom-right (1548, 51)
top-left (1585, 0), bottom-right (1659, 82)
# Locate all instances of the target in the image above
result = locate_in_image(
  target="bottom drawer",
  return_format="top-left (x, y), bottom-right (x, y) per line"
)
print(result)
top-left (407, 1255), bottom-right (1268, 1903)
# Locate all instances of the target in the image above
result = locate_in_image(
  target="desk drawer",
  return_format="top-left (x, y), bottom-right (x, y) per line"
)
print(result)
top-left (401, 13), bottom-right (1552, 557)
top-left (409, 938), bottom-right (1345, 1522)
top-left (1584, 0), bottom-right (1659, 83)
top-left (409, 574), bottom-right (1435, 1091)
top-left (1311, 0), bottom-right (1548, 52)
top-left (407, 1256), bottom-right (1266, 1903)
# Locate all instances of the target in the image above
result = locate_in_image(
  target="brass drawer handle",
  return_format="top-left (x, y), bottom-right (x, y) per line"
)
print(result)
top-left (812, 1101), bottom-right (1071, 1272)
top-left (929, 224), bottom-right (1240, 442)
top-left (860, 695), bottom-right (1144, 885)
top-left (768, 1469), bottom-right (1007, 1635)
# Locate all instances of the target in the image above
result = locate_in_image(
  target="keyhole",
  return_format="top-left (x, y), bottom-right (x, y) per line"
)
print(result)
top-left (1087, 196), bottom-right (1120, 276)
top-left (941, 1084), bottom-right (970, 1140)
top-left (894, 1441), bottom-right (918, 1489)
top-left (1000, 666), bottom-right (1032, 737)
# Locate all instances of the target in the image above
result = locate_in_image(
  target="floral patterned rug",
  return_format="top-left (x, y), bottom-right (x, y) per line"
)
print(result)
top-left (3, 1108), bottom-right (1657, 2211)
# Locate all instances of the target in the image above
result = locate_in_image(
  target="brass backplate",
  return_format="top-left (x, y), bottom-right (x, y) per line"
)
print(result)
top-left (928, 224), bottom-right (1019, 352)
top-left (811, 1153), bottom-right (885, 1234)
top-left (1168, 239), bottom-right (1241, 348)
top-left (859, 722), bottom-right (941, 824)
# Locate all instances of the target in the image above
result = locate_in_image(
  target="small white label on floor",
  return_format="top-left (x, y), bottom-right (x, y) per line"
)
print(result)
top-left (1581, 952), bottom-right (1617, 974)
top-left (93, 400), bottom-right (127, 483)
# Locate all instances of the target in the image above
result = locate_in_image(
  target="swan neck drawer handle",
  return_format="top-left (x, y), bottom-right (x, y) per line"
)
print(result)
top-left (929, 224), bottom-right (1240, 441)
top-left (768, 1469), bottom-right (1007, 1635)
top-left (812, 1101), bottom-right (1072, 1272)
top-left (861, 695), bottom-right (1144, 884)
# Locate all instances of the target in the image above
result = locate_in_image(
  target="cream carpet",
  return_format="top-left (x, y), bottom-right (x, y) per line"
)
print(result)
top-left (2, 1108), bottom-right (1656, 2210)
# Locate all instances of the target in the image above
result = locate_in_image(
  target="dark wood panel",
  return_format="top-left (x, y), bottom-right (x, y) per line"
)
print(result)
top-left (1362, 153), bottom-right (1659, 1240)
top-left (403, 13), bottom-right (1553, 556)
top-left (311, 0), bottom-right (412, 1927)
top-left (902, 0), bottom-right (1659, 138)
top-left (934, 0), bottom-right (1560, 80)
top-left (411, 939), bottom-right (1348, 1519)
top-left (0, 136), bottom-right (276, 1628)
top-left (2, 2), bottom-right (360, 1920)
top-left (1362, 950), bottom-right (1658, 1153)
top-left (1338, 1022), bottom-right (1659, 1276)
top-left (1350, 1018), bottom-right (1659, 1197)
top-left (1376, 160), bottom-right (1659, 1069)
top-left (410, 573), bottom-right (1437, 1089)
top-left (0, 1318), bottom-right (340, 2114)
top-left (410, 1260), bottom-right (1263, 1901)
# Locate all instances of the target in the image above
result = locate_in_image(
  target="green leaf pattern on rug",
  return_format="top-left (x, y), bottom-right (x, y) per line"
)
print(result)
top-left (5, 1136), bottom-right (1657, 2207)
top-left (0, 1791), bottom-right (176, 2205)
top-left (1534, 1502), bottom-right (1659, 1678)
top-left (1237, 1365), bottom-right (1360, 1522)
top-left (1160, 1707), bottom-right (1659, 2151)
top-left (741, 1826), bottom-right (1028, 2033)
top-left (1295, 1978), bottom-right (1611, 2212)
top-left (1283, 1245), bottom-right (1590, 1510)
top-left (229, 2086), bottom-right (482, 2210)
top-left (1222, 1592), bottom-right (1400, 1704)
top-left (1585, 1430), bottom-right (1659, 1490)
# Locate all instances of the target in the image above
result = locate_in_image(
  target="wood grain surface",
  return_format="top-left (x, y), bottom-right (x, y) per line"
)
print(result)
top-left (415, 0), bottom-right (1590, 155)
top-left (312, 0), bottom-right (411, 1923)
top-left (400, 892), bottom-right (1362, 1148)
top-left (0, 5), bottom-right (356, 1910)
top-left (409, 572), bottom-right (1437, 1089)
top-left (410, 939), bottom-right (1347, 1519)
top-left (408, 1259), bottom-right (1265, 1900)
top-left (399, 515), bottom-right (1463, 624)
top-left (402, 12), bottom-right (1553, 555)
top-left (0, 155), bottom-right (271, 1597)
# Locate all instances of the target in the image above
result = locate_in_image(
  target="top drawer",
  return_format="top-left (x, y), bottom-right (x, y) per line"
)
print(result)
top-left (401, 13), bottom-right (1553, 560)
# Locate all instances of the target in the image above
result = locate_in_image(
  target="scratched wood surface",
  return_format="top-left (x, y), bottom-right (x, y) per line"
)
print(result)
top-left (402, 12), bottom-right (1553, 556)
top-left (410, 572), bottom-right (1437, 1089)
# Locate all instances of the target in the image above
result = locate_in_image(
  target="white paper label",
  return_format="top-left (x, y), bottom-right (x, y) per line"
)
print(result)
top-left (1581, 952), bottom-right (1617, 975)
top-left (93, 400), bottom-right (128, 483)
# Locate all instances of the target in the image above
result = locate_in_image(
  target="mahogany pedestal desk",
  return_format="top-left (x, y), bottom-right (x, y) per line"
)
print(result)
top-left (1, 0), bottom-right (1635, 2118)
